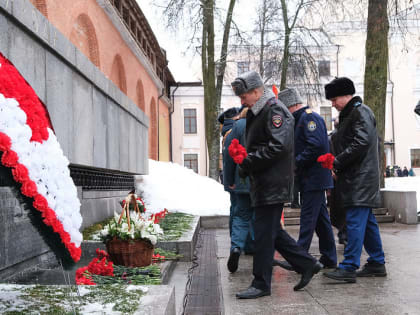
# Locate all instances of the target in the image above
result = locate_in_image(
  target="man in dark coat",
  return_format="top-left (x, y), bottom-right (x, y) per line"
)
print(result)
top-left (231, 71), bottom-right (322, 299)
top-left (323, 77), bottom-right (386, 283)
top-left (274, 88), bottom-right (337, 271)
top-left (223, 107), bottom-right (254, 273)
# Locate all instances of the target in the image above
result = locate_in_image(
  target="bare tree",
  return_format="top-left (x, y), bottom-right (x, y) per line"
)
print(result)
top-left (160, 0), bottom-right (236, 180)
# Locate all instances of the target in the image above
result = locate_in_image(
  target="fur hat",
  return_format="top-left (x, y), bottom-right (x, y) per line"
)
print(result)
top-left (231, 71), bottom-right (264, 96)
top-left (218, 107), bottom-right (239, 125)
top-left (415, 100), bottom-right (420, 116)
top-left (325, 77), bottom-right (355, 100)
top-left (277, 88), bottom-right (303, 108)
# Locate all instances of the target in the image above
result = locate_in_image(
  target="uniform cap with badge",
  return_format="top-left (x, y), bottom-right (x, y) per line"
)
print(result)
top-left (277, 88), bottom-right (303, 108)
top-left (231, 71), bottom-right (264, 96)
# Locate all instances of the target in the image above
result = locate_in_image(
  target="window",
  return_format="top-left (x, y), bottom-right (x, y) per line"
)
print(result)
top-left (264, 61), bottom-right (278, 79)
top-left (184, 108), bottom-right (197, 134)
top-left (320, 107), bottom-right (332, 131)
top-left (411, 149), bottom-right (420, 168)
top-left (237, 61), bottom-right (250, 76)
top-left (184, 154), bottom-right (198, 173)
top-left (288, 60), bottom-right (304, 78)
top-left (318, 60), bottom-right (331, 77)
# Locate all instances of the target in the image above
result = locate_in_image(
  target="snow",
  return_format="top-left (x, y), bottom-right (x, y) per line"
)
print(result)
top-left (385, 177), bottom-right (420, 212)
top-left (138, 160), bottom-right (230, 216)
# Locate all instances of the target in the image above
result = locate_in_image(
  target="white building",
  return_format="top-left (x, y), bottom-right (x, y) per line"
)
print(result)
top-left (170, 5), bottom-right (420, 176)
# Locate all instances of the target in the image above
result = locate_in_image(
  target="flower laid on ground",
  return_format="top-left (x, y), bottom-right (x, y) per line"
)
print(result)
top-left (75, 248), bottom-right (163, 285)
top-left (317, 153), bottom-right (335, 170)
top-left (150, 208), bottom-right (169, 224)
top-left (100, 212), bottom-right (163, 246)
top-left (75, 250), bottom-right (114, 285)
top-left (228, 139), bottom-right (248, 164)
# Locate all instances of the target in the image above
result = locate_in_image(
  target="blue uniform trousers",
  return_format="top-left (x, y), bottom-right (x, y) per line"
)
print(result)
top-left (252, 203), bottom-right (316, 291)
top-left (298, 190), bottom-right (337, 266)
top-left (229, 192), bottom-right (236, 237)
top-left (339, 207), bottom-right (385, 271)
top-left (230, 194), bottom-right (254, 252)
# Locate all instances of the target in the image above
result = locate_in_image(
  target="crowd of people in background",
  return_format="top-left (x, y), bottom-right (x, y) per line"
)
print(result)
top-left (385, 165), bottom-right (415, 177)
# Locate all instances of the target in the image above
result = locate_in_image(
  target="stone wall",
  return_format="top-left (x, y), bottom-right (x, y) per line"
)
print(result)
top-left (0, 0), bottom-right (149, 173)
top-left (0, 0), bottom-right (149, 277)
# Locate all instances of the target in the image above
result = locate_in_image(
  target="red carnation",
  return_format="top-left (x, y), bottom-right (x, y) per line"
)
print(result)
top-left (0, 133), bottom-right (11, 151)
top-left (21, 180), bottom-right (38, 197)
top-left (1, 150), bottom-right (19, 167)
top-left (33, 194), bottom-right (49, 211)
top-left (228, 139), bottom-right (248, 164)
top-left (12, 164), bottom-right (29, 183)
top-left (317, 153), bottom-right (335, 170)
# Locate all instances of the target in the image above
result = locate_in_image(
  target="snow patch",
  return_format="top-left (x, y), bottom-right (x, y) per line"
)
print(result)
top-left (139, 160), bottom-right (230, 216)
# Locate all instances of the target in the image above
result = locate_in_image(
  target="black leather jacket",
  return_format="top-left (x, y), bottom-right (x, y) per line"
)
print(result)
top-left (241, 97), bottom-right (294, 207)
top-left (332, 96), bottom-right (381, 208)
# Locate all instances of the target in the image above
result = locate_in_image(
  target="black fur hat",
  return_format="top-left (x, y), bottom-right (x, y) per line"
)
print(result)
top-left (217, 107), bottom-right (239, 124)
top-left (325, 77), bottom-right (355, 100)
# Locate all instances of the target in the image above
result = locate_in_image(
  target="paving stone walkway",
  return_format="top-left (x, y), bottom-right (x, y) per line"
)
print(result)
top-left (214, 223), bottom-right (420, 315)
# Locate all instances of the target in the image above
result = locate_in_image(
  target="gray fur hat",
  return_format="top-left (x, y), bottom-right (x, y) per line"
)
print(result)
top-left (277, 88), bottom-right (303, 108)
top-left (231, 71), bottom-right (264, 96)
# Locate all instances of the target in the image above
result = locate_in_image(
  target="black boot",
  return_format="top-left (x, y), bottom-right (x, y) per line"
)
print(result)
top-left (227, 247), bottom-right (241, 273)
top-left (272, 259), bottom-right (294, 271)
top-left (323, 268), bottom-right (356, 283)
top-left (356, 262), bottom-right (387, 277)
top-left (236, 286), bottom-right (270, 299)
top-left (294, 261), bottom-right (322, 291)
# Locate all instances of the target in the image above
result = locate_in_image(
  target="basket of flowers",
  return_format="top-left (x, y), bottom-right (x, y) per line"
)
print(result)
top-left (100, 193), bottom-right (163, 267)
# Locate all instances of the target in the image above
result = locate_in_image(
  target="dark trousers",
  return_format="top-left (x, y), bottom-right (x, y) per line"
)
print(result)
top-left (298, 190), bottom-right (337, 265)
top-left (252, 203), bottom-right (316, 291)
top-left (339, 207), bottom-right (385, 271)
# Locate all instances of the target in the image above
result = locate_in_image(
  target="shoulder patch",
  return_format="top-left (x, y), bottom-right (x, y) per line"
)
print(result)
top-left (305, 108), bottom-right (312, 114)
top-left (307, 121), bottom-right (317, 132)
top-left (272, 114), bottom-right (283, 128)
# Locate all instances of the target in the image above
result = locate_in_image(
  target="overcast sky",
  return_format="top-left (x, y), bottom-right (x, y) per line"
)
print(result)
top-left (137, 0), bottom-right (257, 82)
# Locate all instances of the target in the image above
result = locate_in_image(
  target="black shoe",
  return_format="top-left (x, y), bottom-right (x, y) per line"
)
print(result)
top-left (293, 261), bottom-right (322, 291)
top-left (356, 262), bottom-right (387, 277)
top-left (227, 248), bottom-right (241, 273)
top-left (323, 268), bottom-right (356, 283)
top-left (244, 251), bottom-right (255, 256)
top-left (236, 286), bottom-right (271, 299)
top-left (319, 258), bottom-right (337, 269)
top-left (272, 259), bottom-right (294, 271)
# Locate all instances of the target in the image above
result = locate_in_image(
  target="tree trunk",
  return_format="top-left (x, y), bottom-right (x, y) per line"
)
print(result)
top-left (363, 0), bottom-right (389, 187)
top-left (279, 0), bottom-right (290, 90)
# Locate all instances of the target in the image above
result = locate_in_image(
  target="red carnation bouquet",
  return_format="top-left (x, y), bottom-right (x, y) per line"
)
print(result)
top-left (228, 139), bottom-right (247, 164)
top-left (317, 153), bottom-right (335, 170)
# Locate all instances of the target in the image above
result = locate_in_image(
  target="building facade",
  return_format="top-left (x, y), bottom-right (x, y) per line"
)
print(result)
top-left (29, 0), bottom-right (175, 162)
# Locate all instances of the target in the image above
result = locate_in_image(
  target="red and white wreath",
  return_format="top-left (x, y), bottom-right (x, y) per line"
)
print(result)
top-left (0, 53), bottom-right (82, 261)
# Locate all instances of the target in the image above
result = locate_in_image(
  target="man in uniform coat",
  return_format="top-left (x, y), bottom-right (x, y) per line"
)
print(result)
top-left (274, 88), bottom-right (337, 271)
top-left (323, 77), bottom-right (386, 283)
top-left (231, 71), bottom-right (322, 299)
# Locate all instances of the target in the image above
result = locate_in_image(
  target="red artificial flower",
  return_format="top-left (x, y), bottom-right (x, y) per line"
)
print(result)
top-left (1, 150), bottom-right (19, 167)
top-left (228, 139), bottom-right (248, 164)
top-left (317, 153), bottom-right (335, 170)
top-left (33, 194), bottom-right (49, 211)
top-left (0, 133), bottom-right (11, 151)
top-left (21, 179), bottom-right (38, 197)
top-left (12, 164), bottom-right (29, 183)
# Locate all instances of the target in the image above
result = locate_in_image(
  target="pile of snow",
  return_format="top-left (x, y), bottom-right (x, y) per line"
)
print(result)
top-left (138, 160), bottom-right (230, 216)
top-left (385, 177), bottom-right (420, 212)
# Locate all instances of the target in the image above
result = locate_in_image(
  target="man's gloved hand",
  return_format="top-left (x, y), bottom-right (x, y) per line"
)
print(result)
top-left (238, 157), bottom-right (251, 178)
top-left (238, 165), bottom-right (248, 179)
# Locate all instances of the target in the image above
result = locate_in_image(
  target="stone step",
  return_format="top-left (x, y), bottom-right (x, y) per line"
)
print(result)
top-left (376, 215), bottom-right (395, 223)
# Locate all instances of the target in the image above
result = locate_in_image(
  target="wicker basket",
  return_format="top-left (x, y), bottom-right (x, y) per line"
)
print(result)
top-left (106, 238), bottom-right (154, 267)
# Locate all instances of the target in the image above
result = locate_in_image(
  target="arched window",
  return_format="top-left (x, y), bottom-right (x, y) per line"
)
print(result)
top-left (30, 0), bottom-right (48, 18)
top-left (136, 80), bottom-right (145, 112)
top-left (149, 98), bottom-right (158, 160)
top-left (110, 54), bottom-right (127, 94)
top-left (69, 14), bottom-right (100, 67)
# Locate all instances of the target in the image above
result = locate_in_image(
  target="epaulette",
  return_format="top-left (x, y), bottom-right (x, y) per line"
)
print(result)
top-left (305, 108), bottom-right (312, 114)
